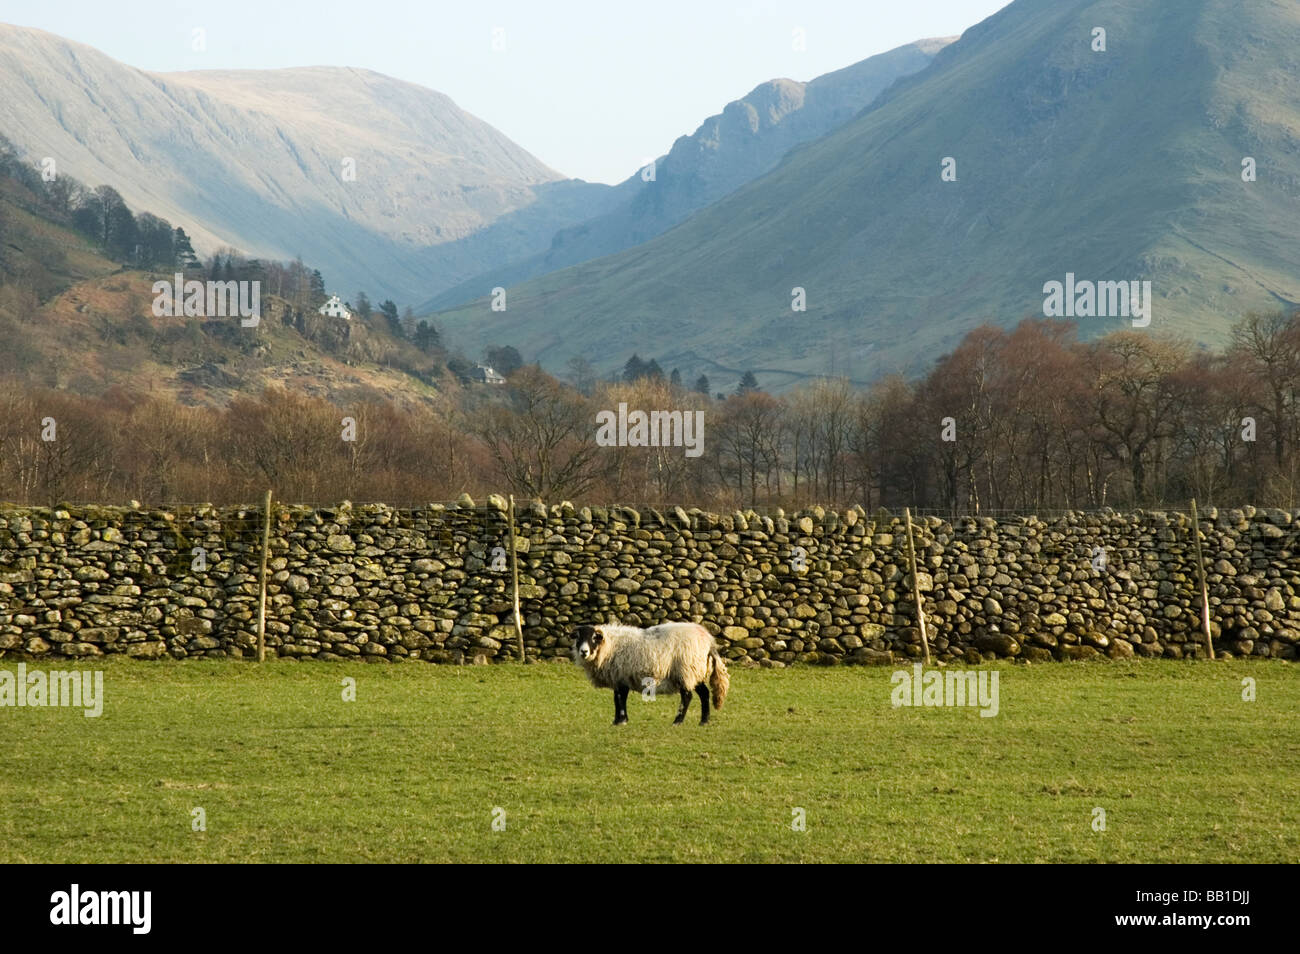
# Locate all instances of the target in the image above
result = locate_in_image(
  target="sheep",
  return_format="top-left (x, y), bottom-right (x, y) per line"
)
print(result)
top-left (571, 622), bottom-right (730, 725)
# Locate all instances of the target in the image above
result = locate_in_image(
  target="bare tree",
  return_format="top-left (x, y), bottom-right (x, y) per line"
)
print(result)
top-left (473, 367), bottom-right (601, 498)
top-left (1229, 311), bottom-right (1300, 470)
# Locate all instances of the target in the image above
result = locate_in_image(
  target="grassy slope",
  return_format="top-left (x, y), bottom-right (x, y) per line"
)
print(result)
top-left (1, 658), bottom-right (1295, 863)
top-left (0, 182), bottom-right (121, 291)
top-left (20, 272), bottom-right (448, 406)
top-left (434, 0), bottom-right (1300, 388)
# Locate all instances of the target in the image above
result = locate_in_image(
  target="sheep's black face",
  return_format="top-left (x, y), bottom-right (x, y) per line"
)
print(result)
top-left (572, 625), bottom-right (603, 661)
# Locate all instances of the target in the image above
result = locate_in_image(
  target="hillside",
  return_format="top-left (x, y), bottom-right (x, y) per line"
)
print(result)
top-left (425, 38), bottom-right (953, 311)
top-left (432, 0), bottom-right (1300, 390)
top-left (0, 159), bottom-right (453, 407)
top-left (15, 271), bottom-right (452, 407)
top-left (0, 23), bottom-right (615, 305)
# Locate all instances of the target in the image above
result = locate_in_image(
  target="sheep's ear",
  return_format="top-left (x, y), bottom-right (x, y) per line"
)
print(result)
top-left (590, 629), bottom-right (603, 644)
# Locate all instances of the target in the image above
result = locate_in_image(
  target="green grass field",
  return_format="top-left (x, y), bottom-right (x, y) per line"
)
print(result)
top-left (1, 658), bottom-right (1296, 863)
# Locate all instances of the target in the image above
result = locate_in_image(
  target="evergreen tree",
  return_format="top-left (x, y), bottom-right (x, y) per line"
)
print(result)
top-left (170, 231), bottom-right (197, 272)
top-left (693, 374), bottom-right (710, 395)
top-left (623, 354), bottom-right (648, 382)
top-left (413, 320), bottom-right (441, 353)
top-left (379, 299), bottom-right (401, 335)
top-left (354, 291), bottom-right (373, 322)
top-left (737, 370), bottom-right (760, 394)
top-left (670, 368), bottom-right (682, 388)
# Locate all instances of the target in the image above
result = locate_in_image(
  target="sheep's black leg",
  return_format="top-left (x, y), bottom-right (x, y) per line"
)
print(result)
top-left (613, 685), bottom-right (629, 725)
top-left (696, 683), bottom-right (711, 725)
top-left (674, 688), bottom-right (691, 724)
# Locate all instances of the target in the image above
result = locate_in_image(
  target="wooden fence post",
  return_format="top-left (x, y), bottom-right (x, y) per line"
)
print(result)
top-left (905, 507), bottom-right (932, 666)
top-left (1189, 499), bottom-right (1215, 660)
top-left (257, 489), bottom-right (272, 663)
top-left (507, 494), bottom-right (527, 663)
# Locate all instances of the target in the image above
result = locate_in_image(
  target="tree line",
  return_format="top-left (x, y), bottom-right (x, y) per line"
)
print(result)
top-left (0, 133), bottom-right (198, 270)
top-left (3, 311), bottom-right (1299, 512)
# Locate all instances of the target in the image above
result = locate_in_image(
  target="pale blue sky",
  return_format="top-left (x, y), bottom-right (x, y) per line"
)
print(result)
top-left (0, 0), bottom-right (1011, 184)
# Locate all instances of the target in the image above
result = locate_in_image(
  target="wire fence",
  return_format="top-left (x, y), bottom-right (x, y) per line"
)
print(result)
top-left (8, 497), bottom-right (1291, 527)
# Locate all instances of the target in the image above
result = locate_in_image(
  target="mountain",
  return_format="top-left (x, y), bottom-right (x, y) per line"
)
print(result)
top-left (432, 0), bottom-right (1300, 391)
top-left (0, 23), bottom-right (615, 304)
top-left (425, 37), bottom-right (953, 310)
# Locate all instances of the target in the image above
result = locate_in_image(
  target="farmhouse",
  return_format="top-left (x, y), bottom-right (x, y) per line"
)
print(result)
top-left (318, 295), bottom-right (352, 319)
top-left (471, 364), bottom-right (506, 385)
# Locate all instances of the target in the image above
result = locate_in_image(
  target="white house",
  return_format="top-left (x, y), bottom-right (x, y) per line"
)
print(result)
top-left (318, 295), bottom-right (352, 319)
top-left (471, 364), bottom-right (506, 385)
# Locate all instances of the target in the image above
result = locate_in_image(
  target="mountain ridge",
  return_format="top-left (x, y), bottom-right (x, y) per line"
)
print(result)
top-left (424, 36), bottom-right (955, 311)
top-left (431, 0), bottom-right (1300, 390)
top-left (0, 22), bottom-right (616, 304)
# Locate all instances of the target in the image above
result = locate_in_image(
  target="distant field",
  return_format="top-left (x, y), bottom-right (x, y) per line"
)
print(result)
top-left (1, 658), bottom-right (1296, 863)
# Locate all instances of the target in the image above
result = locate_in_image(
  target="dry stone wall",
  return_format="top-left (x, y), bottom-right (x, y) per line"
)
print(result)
top-left (1, 497), bottom-right (1297, 665)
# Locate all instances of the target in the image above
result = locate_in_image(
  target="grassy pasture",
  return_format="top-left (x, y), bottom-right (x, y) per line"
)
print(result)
top-left (0, 658), bottom-right (1295, 863)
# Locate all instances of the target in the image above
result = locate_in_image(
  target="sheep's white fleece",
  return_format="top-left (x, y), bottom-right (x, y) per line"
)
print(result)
top-left (575, 623), bottom-right (717, 694)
